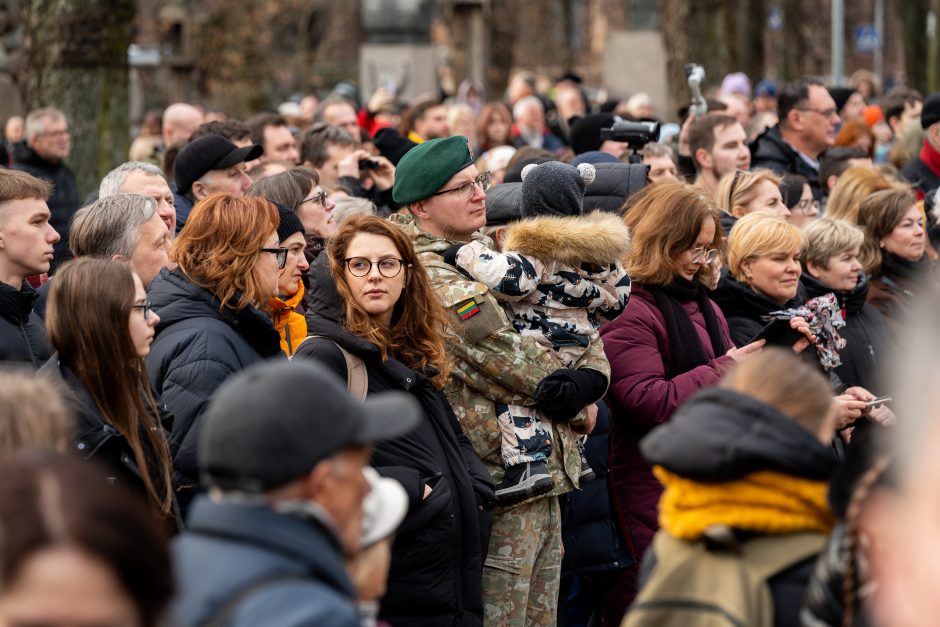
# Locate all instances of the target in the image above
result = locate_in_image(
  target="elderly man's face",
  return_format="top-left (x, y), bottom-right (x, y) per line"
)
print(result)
top-left (120, 170), bottom-right (176, 236)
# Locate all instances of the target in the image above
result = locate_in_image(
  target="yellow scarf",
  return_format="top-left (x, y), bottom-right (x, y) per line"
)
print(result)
top-left (654, 466), bottom-right (835, 541)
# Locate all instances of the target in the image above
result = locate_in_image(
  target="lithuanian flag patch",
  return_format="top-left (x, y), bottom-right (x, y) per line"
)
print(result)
top-left (456, 297), bottom-right (481, 320)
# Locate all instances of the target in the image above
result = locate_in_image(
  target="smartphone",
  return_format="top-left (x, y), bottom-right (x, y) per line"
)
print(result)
top-left (864, 396), bottom-right (892, 407)
top-left (748, 317), bottom-right (806, 347)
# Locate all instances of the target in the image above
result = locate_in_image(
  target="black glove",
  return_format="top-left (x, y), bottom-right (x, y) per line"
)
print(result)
top-left (534, 368), bottom-right (608, 422)
top-left (442, 243), bottom-right (465, 268)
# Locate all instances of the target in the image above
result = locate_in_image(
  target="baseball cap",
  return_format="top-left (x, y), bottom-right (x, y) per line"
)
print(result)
top-left (175, 134), bottom-right (264, 194)
top-left (199, 359), bottom-right (421, 493)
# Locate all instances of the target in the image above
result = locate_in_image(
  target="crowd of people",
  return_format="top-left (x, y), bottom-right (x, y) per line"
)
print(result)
top-left (1, 66), bottom-right (940, 627)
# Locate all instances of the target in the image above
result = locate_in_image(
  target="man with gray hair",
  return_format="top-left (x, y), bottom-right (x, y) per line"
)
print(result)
top-left (69, 193), bottom-right (170, 287)
top-left (512, 96), bottom-right (565, 151)
top-left (10, 107), bottom-right (78, 271)
top-left (100, 161), bottom-right (177, 236)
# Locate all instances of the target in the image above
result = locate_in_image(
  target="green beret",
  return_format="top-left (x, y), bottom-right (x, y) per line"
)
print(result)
top-left (392, 136), bottom-right (476, 205)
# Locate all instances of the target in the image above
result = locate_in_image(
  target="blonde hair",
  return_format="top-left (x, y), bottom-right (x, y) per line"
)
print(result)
top-left (715, 168), bottom-right (782, 216)
top-left (801, 218), bottom-right (865, 271)
top-left (727, 212), bottom-right (805, 281)
top-left (720, 348), bottom-right (833, 436)
top-left (825, 166), bottom-right (896, 223)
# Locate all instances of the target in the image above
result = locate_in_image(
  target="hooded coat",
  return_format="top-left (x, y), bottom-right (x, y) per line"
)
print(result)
top-left (801, 272), bottom-right (892, 394)
top-left (0, 281), bottom-right (52, 366)
top-left (599, 285), bottom-right (735, 571)
top-left (638, 387), bottom-right (836, 627)
top-left (145, 268), bottom-right (282, 507)
top-left (293, 257), bottom-right (494, 627)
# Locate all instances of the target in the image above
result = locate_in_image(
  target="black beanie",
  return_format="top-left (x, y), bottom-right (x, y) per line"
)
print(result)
top-left (373, 127), bottom-right (418, 165)
top-left (569, 114), bottom-right (616, 155)
top-left (274, 202), bottom-right (305, 242)
top-left (828, 87), bottom-right (854, 114)
top-left (519, 161), bottom-right (596, 218)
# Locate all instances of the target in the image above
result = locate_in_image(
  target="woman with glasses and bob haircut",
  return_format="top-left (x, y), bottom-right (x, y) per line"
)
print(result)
top-left (714, 168), bottom-right (789, 235)
top-left (294, 214), bottom-right (494, 627)
top-left (599, 181), bottom-right (763, 619)
top-left (43, 258), bottom-right (179, 528)
top-left (146, 193), bottom-right (283, 510)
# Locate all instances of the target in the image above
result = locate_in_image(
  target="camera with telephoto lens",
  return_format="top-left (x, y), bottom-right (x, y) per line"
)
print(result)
top-left (599, 120), bottom-right (661, 148)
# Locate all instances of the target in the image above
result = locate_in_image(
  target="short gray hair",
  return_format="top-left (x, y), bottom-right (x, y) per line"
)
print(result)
top-left (512, 96), bottom-right (543, 120)
top-left (25, 107), bottom-right (66, 143)
top-left (69, 194), bottom-right (157, 258)
top-left (99, 161), bottom-right (165, 198)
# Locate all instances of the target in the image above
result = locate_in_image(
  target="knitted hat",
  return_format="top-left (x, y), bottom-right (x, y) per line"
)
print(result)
top-left (392, 135), bottom-right (475, 204)
top-left (921, 93), bottom-right (940, 129)
top-left (568, 114), bottom-right (616, 155)
top-left (863, 104), bottom-right (884, 128)
top-left (274, 202), bottom-right (305, 242)
top-left (519, 161), bottom-right (596, 218)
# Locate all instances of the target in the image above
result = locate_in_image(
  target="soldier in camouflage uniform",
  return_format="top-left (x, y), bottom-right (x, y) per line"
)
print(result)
top-left (390, 136), bottom-right (608, 626)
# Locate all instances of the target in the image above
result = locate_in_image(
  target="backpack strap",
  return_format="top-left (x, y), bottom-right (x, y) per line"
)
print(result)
top-left (737, 531), bottom-right (828, 580)
top-left (292, 335), bottom-right (368, 401)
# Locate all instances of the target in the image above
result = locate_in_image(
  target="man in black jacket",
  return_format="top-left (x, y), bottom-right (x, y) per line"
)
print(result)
top-left (751, 77), bottom-right (840, 201)
top-left (0, 169), bottom-right (59, 365)
top-left (901, 92), bottom-right (940, 200)
top-left (10, 108), bottom-right (78, 272)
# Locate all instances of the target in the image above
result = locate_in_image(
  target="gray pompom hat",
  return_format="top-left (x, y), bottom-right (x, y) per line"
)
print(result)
top-left (519, 160), bottom-right (596, 218)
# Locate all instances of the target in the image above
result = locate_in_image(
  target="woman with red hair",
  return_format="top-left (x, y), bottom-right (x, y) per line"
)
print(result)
top-left (145, 193), bottom-right (284, 509)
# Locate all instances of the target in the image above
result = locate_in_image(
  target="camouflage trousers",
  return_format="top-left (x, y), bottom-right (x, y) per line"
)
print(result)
top-left (497, 403), bottom-right (554, 467)
top-left (483, 495), bottom-right (562, 626)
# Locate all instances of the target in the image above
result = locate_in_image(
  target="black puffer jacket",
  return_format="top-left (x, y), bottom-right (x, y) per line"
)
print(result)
top-left (582, 162), bottom-right (649, 214)
top-left (711, 273), bottom-right (806, 348)
top-left (801, 273), bottom-right (892, 394)
top-left (10, 144), bottom-right (79, 270)
top-left (750, 125), bottom-right (823, 201)
top-left (641, 388), bottom-right (837, 627)
top-left (0, 281), bottom-right (52, 366)
top-left (145, 268), bottom-right (282, 506)
top-left (293, 257), bottom-right (494, 627)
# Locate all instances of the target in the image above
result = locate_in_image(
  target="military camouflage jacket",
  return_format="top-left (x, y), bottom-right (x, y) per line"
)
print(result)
top-left (453, 211), bottom-right (631, 369)
top-left (391, 212), bottom-right (600, 500)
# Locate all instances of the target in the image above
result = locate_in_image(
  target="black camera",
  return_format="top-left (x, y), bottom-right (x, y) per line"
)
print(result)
top-left (600, 120), bottom-right (661, 148)
top-left (359, 158), bottom-right (379, 170)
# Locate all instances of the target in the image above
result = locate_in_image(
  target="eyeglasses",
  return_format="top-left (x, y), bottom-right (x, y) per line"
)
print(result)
top-left (433, 172), bottom-right (491, 199)
top-left (796, 107), bottom-right (839, 119)
top-left (345, 257), bottom-right (406, 278)
top-left (689, 247), bottom-right (720, 265)
top-left (260, 247), bottom-right (288, 269)
top-left (301, 191), bottom-right (329, 207)
top-left (38, 129), bottom-right (69, 138)
top-left (132, 301), bottom-right (154, 320)
top-left (793, 198), bottom-right (820, 214)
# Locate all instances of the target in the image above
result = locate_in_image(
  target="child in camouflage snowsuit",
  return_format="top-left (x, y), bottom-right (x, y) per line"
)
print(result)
top-left (447, 161), bottom-right (631, 504)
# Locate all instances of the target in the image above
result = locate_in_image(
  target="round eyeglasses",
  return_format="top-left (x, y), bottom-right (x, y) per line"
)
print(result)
top-left (432, 172), bottom-right (491, 200)
top-left (690, 247), bottom-right (720, 265)
top-left (260, 247), bottom-right (288, 269)
top-left (345, 257), bottom-right (406, 278)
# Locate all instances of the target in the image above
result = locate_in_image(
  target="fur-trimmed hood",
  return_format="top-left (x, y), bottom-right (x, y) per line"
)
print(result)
top-left (501, 211), bottom-right (631, 266)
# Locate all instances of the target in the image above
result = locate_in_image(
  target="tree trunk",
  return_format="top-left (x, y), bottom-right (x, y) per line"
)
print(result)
top-left (897, 0), bottom-right (929, 93)
top-left (19, 0), bottom-right (133, 197)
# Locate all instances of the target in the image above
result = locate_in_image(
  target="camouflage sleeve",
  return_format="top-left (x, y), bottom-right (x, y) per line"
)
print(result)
top-left (454, 240), bottom-right (544, 302)
top-left (569, 336), bottom-right (612, 382)
top-left (593, 265), bottom-right (632, 322)
top-left (429, 263), bottom-right (566, 405)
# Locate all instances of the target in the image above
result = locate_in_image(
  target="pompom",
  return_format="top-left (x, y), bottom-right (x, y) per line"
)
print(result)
top-left (520, 163), bottom-right (538, 182)
top-left (577, 163), bottom-right (597, 187)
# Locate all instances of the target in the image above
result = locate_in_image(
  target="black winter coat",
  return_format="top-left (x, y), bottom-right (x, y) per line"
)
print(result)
top-left (560, 399), bottom-right (634, 577)
top-left (582, 162), bottom-right (649, 214)
top-left (801, 273), bottom-right (892, 394)
top-left (10, 144), bottom-right (79, 270)
top-left (711, 273), bottom-right (805, 348)
top-left (145, 268), bottom-right (282, 506)
top-left (0, 281), bottom-right (52, 366)
top-left (40, 358), bottom-right (184, 530)
top-left (900, 143), bottom-right (940, 199)
top-left (750, 125), bottom-right (824, 201)
top-left (641, 387), bottom-right (837, 627)
top-left (294, 257), bottom-right (494, 627)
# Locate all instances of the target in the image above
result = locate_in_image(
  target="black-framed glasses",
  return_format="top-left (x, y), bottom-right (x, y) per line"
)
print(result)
top-left (132, 301), bottom-right (154, 320)
top-left (796, 107), bottom-right (839, 119)
top-left (261, 247), bottom-right (289, 269)
top-left (432, 172), bottom-right (491, 199)
top-left (345, 257), bottom-right (406, 278)
top-left (794, 198), bottom-right (820, 214)
top-left (301, 191), bottom-right (329, 207)
top-left (690, 247), bottom-right (720, 265)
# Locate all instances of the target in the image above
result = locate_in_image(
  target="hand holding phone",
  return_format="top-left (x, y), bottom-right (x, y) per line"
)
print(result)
top-left (864, 396), bottom-right (892, 408)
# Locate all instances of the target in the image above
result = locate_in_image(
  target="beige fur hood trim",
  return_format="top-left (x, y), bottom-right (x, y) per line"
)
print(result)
top-left (501, 211), bottom-right (631, 266)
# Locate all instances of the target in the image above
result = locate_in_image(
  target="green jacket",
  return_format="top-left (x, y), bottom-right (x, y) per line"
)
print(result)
top-left (391, 213), bottom-right (609, 501)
